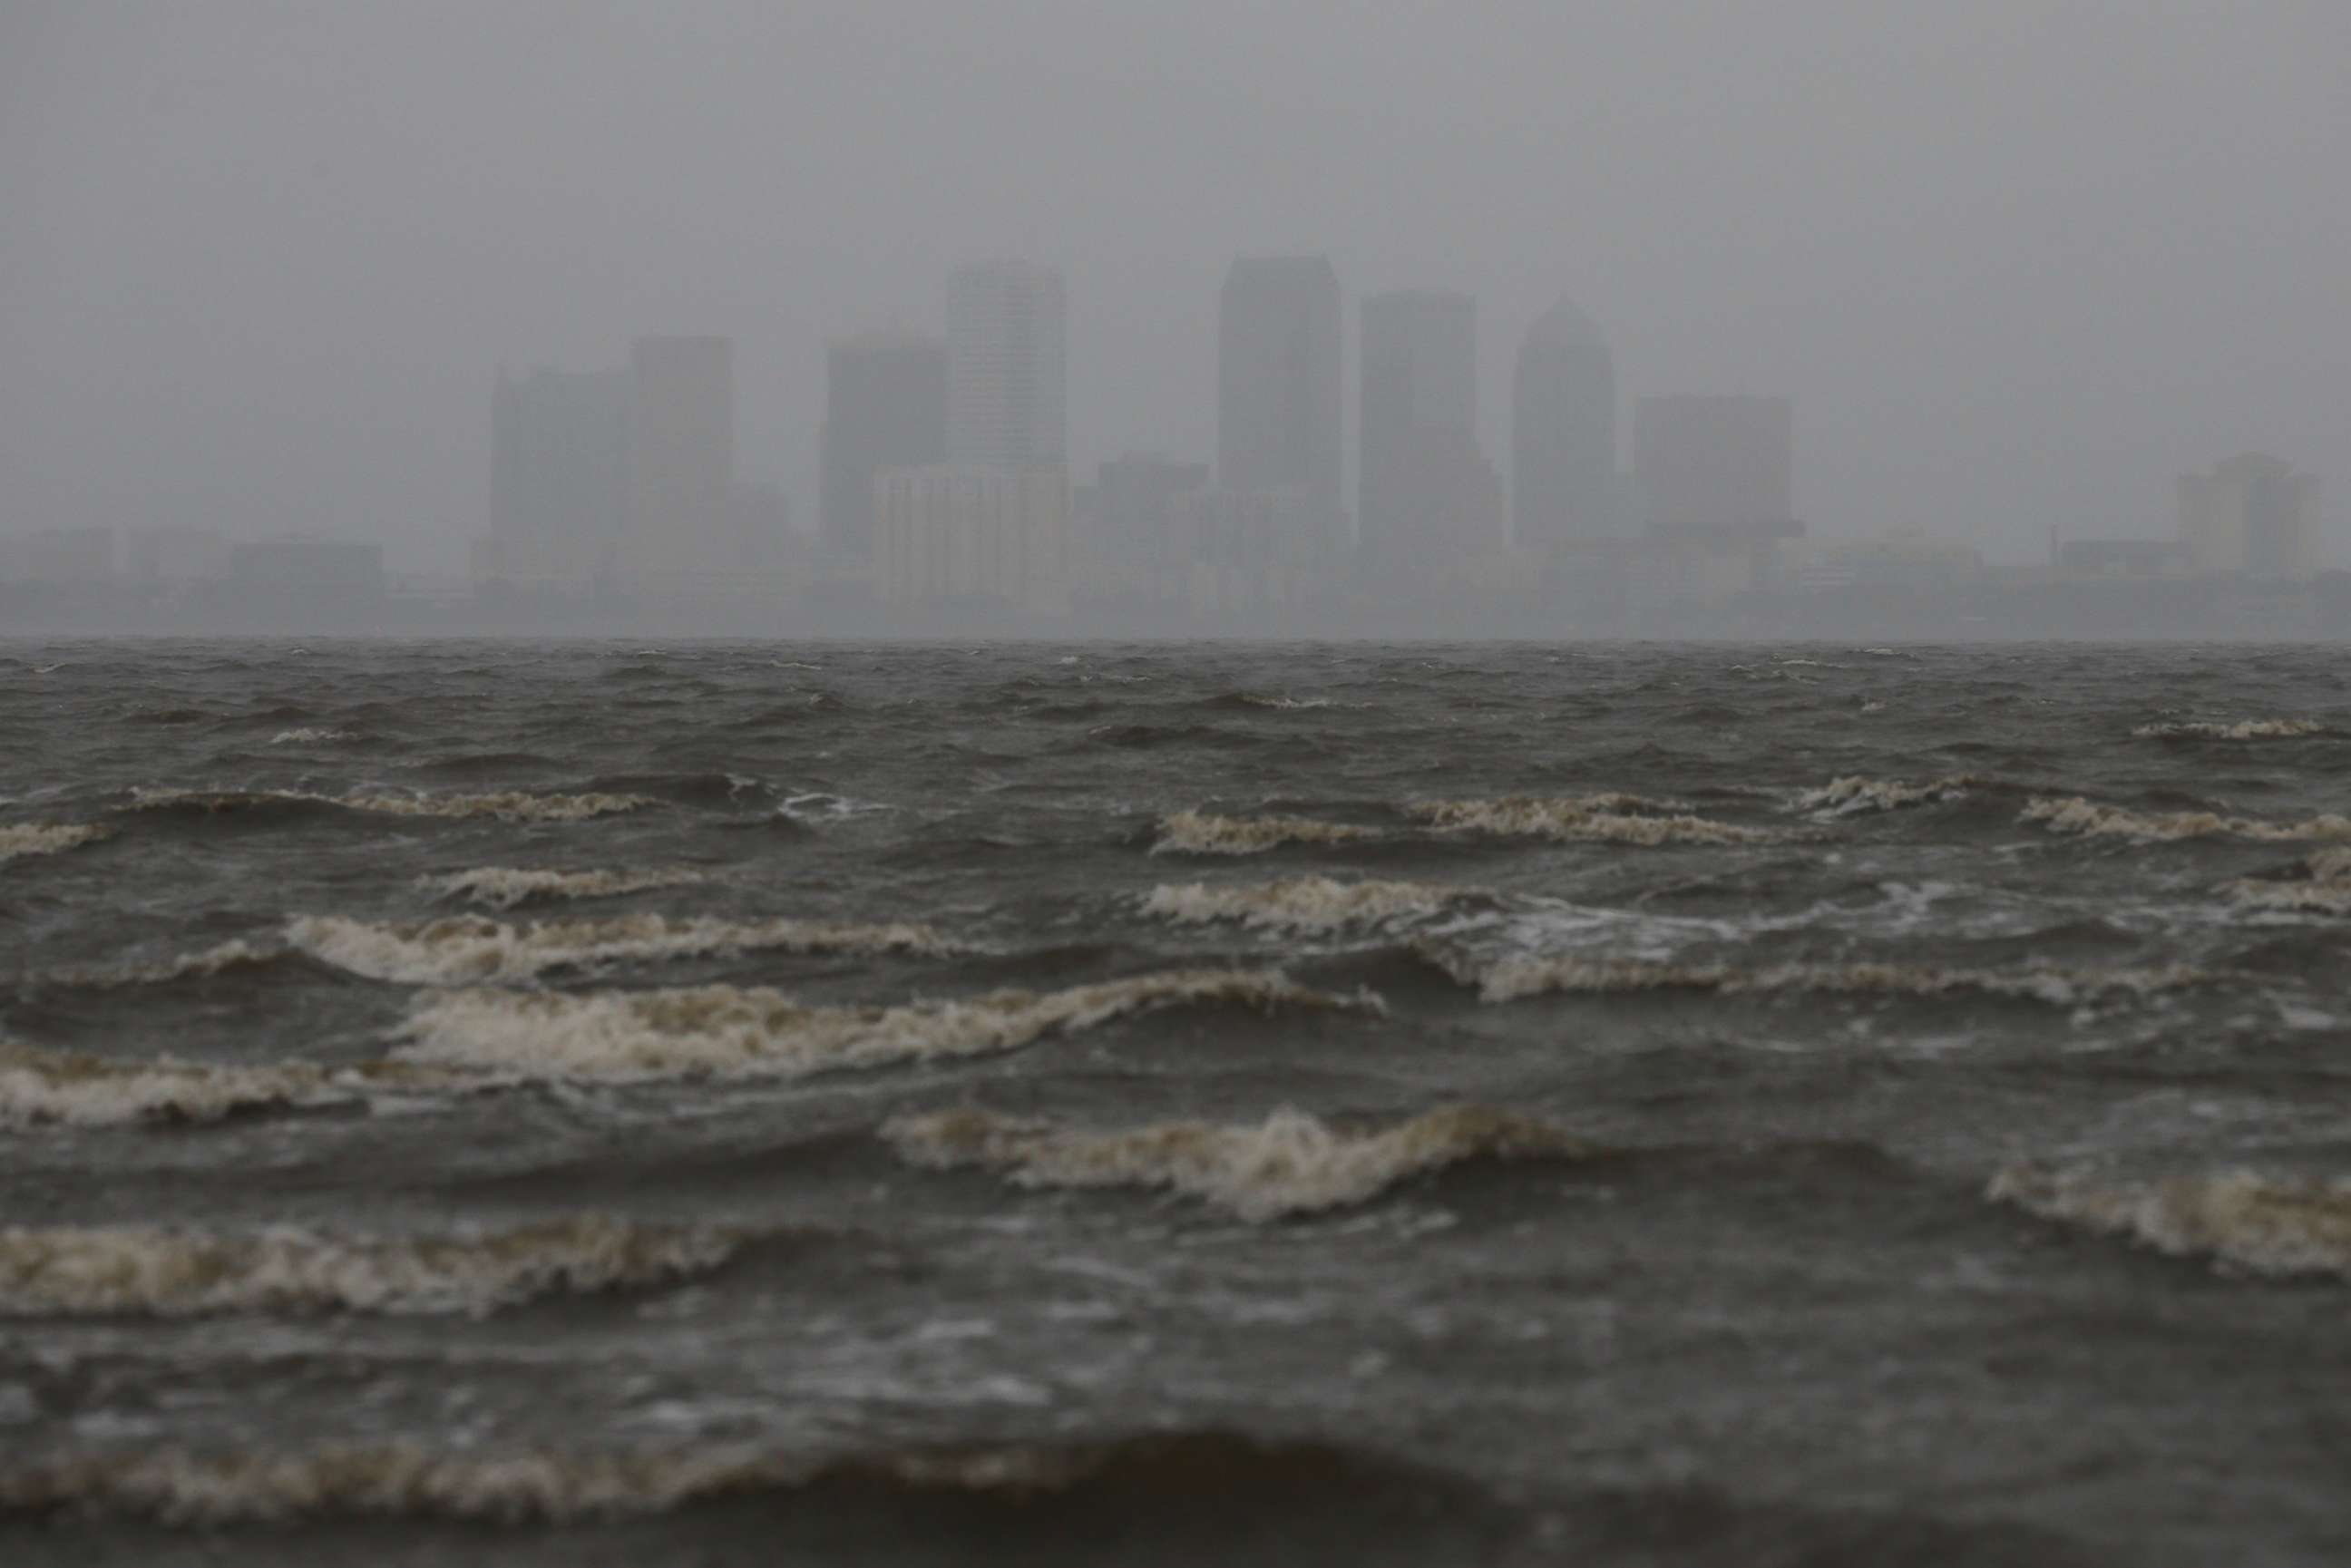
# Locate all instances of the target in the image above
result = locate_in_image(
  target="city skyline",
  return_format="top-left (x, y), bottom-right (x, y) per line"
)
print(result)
top-left (7, 3), bottom-right (2343, 579)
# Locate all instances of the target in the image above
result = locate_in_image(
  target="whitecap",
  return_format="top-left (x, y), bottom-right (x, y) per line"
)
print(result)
top-left (883, 1104), bottom-right (1595, 1222)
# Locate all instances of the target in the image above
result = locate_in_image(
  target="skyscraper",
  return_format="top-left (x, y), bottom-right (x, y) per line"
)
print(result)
top-left (625, 336), bottom-right (735, 578)
top-left (1633, 394), bottom-right (1793, 535)
top-left (490, 365), bottom-right (631, 580)
top-left (821, 333), bottom-right (947, 559)
top-left (1511, 298), bottom-right (1619, 549)
top-left (1359, 289), bottom-right (1497, 576)
top-left (946, 261), bottom-right (1067, 472)
top-left (1217, 257), bottom-right (1342, 511)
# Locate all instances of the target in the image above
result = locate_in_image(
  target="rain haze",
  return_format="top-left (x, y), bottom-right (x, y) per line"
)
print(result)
top-left (4, 1), bottom-right (2346, 628)
top-left (14, 9), bottom-right (2351, 1565)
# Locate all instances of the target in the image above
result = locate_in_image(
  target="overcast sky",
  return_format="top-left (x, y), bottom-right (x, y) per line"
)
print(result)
top-left (5, 0), bottom-right (2344, 570)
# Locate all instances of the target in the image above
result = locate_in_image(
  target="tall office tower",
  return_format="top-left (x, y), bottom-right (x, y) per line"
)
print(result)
top-left (821, 332), bottom-right (947, 559)
top-left (1359, 289), bottom-right (1495, 576)
top-left (1511, 297), bottom-right (1619, 548)
top-left (1217, 256), bottom-right (1343, 511)
top-left (626, 336), bottom-right (736, 578)
top-left (947, 260), bottom-right (1067, 472)
top-left (2178, 453), bottom-right (2322, 575)
top-left (1633, 394), bottom-right (1794, 534)
top-left (490, 365), bottom-right (632, 580)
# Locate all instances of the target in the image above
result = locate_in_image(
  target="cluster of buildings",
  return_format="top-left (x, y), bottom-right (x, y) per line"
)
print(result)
top-left (793, 255), bottom-right (1810, 631)
top-left (1, 252), bottom-right (2334, 637)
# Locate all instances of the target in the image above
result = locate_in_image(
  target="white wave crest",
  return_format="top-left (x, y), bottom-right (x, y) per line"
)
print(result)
top-left (0, 823), bottom-right (112, 863)
top-left (131, 787), bottom-right (654, 823)
top-left (288, 912), bottom-right (952, 986)
top-left (2228, 848), bottom-right (2351, 915)
top-left (38, 940), bottom-right (281, 990)
top-left (0, 1215), bottom-right (737, 1318)
top-left (1141, 875), bottom-right (1479, 935)
top-left (396, 969), bottom-right (1377, 1086)
top-left (2132, 718), bottom-right (2324, 740)
top-left (266, 728), bottom-right (355, 745)
top-left (420, 866), bottom-right (712, 911)
top-left (2022, 796), bottom-right (2351, 843)
top-left (1437, 950), bottom-right (2212, 1006)
top-left (1989, 1164), bottom-right (2351, 1281)
top-left (0, 1040), bottom-right (392, 1128)
top-left (1151, 811), bottom-right (1372, 855)
top-left (882, 1104), bottom-right (1595, 1222)
top-left (1408, 795), bottom-right (1771, 846)
top-left (1793, 774), bottom-right (1981, 816)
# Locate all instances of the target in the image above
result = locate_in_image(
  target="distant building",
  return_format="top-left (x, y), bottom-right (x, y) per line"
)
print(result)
top-left (875, 464), bottom-right (1071, 618)
top-left (821, 333), bottom-right (947, 560)
top-left (947, 261), bottom-right (1067, 472)
top-left (1634, 394), bottom-right (1794, 534)
top-left (1160, 487), bottom-right (1341, 619)
top-left (490, 365), bottom-right (631, 583)
top-left (229, 537), bottom-right (384, 589)
top-left (0, 527), bottom-right (115, 582)
top-left (2059, 540), bottom-right (2194, 579)
top-left (1086, 454), bottom-right (1209, 580)
top-left (1512, 298), bottom-right (1619, 548)
top-left (626, 336), bottom-right (736, 581)
top-left (1359, 289), bottom-right (1497, 579)
top-left (2179, 453), bottom-right (2321, 577)
top-left (123, 528), bottom-right (233, 582)
top-left (1218, 257), bottom-right (1343, 515)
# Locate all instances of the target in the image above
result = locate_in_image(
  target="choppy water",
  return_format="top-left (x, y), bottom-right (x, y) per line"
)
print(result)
top-left (3, 638), bottom-right (2348, 1565)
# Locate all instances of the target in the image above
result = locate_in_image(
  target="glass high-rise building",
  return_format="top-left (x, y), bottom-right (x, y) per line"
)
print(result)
top-left (1217, 256), bottom-right (1342, 512)
top-left (1511, 297), bottom-right (1619, 548)
top-left (946, 261), bottom-right (1067, 472)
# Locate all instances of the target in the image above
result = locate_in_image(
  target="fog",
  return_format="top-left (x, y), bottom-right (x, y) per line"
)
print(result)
top-left (4, 1), bottom-right (2345, 618)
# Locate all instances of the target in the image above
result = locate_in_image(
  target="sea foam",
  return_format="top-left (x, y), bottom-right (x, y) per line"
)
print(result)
top-left (396, 969), bottom-right (1376, 1086)
top-left (1152, 811), bottom-right (1372, 855)
top-left (2022, 796), bottom-right (2351, 843)
top-left (421, 865), bottom-right (710, 910)
top-left (1429, 949), bottom-right (2213, 1006)
top-left (2131, 718), bottom-right (2324, 740)
top-left (0, 1215), bottom-right (737, 1317)
top-left (1407, 795), bottom-right (1771, 846)
top-left (130, 787), bottom-right (654, 823)
top-left (1141, 875), bottom-right (1480, 935)
top-left (0, 822), bottom-right (112, 863)
top-left (1989, 1164), bottom-right (2351, 1281)
top-left (288, 911), bottom-right (954, 986)
top-left (1793, 774), bottom-right (1982, 816)
top-left (882, 1104), bottom-right (1594, 1221)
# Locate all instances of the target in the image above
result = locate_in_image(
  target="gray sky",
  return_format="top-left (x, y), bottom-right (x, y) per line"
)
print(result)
top-left (5, 0), bottom-right (2345, 571)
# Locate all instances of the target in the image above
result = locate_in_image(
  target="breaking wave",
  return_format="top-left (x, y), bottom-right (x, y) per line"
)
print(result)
top-left (0, 822), bottom-right (112, 863)
top-left (129, 787), bottom-right (655, 823)
top-left (2229, 848), bottom-right (2351, 915)
top-left (1427, 949), bottom-right (2213, 1006)
top-left (882, 1104), bottom-right (1595, 1221)
top-left (395, 969), bottom-right (1377, 1086)
top-left (0, 1215), bottom-right (737, 1318)
top-left (266, 727), bottom-right (355, 745)
top-left (1408, 794), bottom-right (1772, 846)
top-left (1152, 810), bottom-right (1372, 855)
top-left (1141, 875), bottom-right (1481, 935)
top-left (420, 865), bottom-right (712, 910)
top-left (2132, 718), bottom-right (2325, 741)
top-left (1989, 1164), bottom-right (2351, 1281)
top-left (288, 911), bottom-right (954, 986)
top-left (2022, 796), bottom-right (2351, 843)
top-left (35, 939), bottom-right (285, 990)
top-left (0, 1039), bottom-right (403, 1128)
top-left (1793, 774), bottom-right (1983, 816)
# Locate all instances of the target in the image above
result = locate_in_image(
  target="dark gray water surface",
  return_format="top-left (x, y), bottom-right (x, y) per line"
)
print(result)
top-left (3, 640), bottom-right (2348, 1565)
